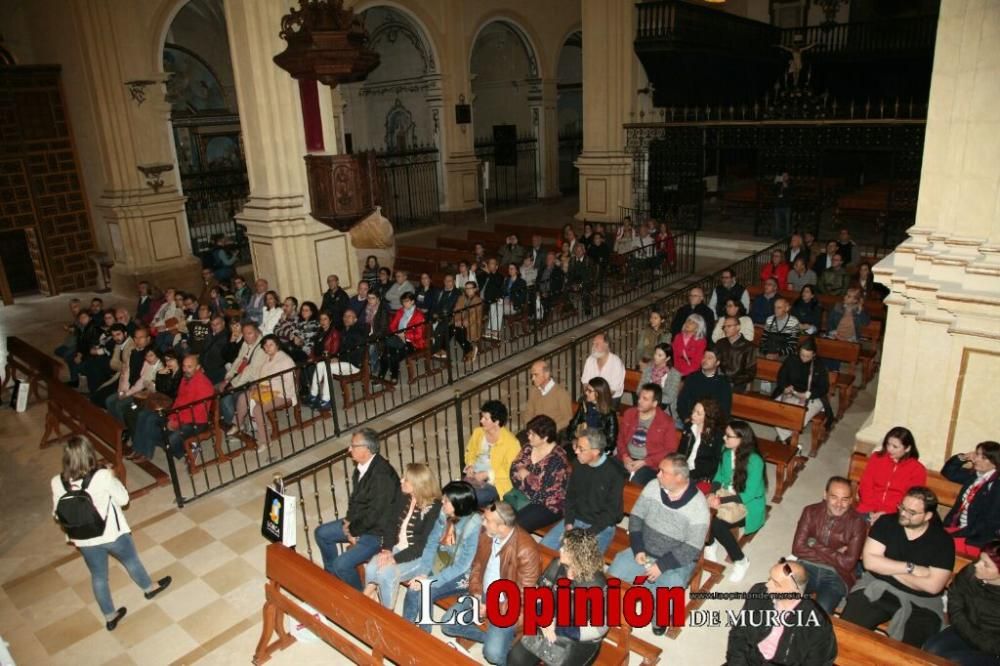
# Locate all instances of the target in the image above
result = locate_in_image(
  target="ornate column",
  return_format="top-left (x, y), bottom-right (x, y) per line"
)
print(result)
top-left (575, 0), bottom-right (638, 222)
top-left (856, 0), bottom-right (1000, 468)
top-left (74, 0), bottom-right (201, 295)
top-left (528, 78), bottom-right (561, 199)
top-left (223, 0), bottom-right (360, 298)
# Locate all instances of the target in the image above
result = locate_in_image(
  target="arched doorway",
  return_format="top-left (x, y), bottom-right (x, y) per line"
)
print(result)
top-left (470, 21), bottom-right (539, 209)
top-left (556, 30), bottom-right (582, 194)
top-left (163, 0), bottom-right (249, 265)
top-left (339, 6), bottom-right (443, 231)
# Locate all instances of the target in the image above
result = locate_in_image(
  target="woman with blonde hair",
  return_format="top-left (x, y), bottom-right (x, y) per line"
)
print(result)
top-left (507, 528), bottom-right (609, 665)
top-left (363, 462), bottom-right (443, 608)
top-left (51, 437), bottom-right (170, 631)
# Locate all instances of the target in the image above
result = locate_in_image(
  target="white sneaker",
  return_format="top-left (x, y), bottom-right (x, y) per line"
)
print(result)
top-left (703, 543), bottom-right (720, 563)
top-left (728, 557), bottom-right (751, 583)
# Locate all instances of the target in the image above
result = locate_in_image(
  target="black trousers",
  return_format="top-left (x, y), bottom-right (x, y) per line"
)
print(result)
top-left (382, 336), bottom-right (414, 380)
top-left (840, 588), bottom-right (943, 647)
top-left (710, 516), bottom-right (746, 562)
top-left (451, 326), bottom-right (473, 353)
top-left (515, 504), bottom-right (561, 533)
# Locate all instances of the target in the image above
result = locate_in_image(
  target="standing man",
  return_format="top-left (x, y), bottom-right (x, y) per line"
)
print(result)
top-left (608, 454), bottom-right (710, 636)
top-left (580, 333), bottom-right (626, 403)
top-left (790, 475), bottom-right (867, 613)
top-left (541, 429), bottom-right (627, 554)
top-left (313, 428), bottom-right (401, 589)
top-left (840, 487), bottom-right (956, 646)
top-left (440, 502), bottom-right (541, 665)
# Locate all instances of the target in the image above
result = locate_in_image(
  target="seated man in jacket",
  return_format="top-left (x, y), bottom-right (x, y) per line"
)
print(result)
top-left (761, 297), bottom-right (801, 361)
top-left (940, 440), bottom-right (1000, 557)
top-left (566, 243), bottom-right (595, 316)
top-left (608, 454), bottom-right (710, 636)
top-left (541, 428), bottom-right (627, 554)
top-left (314, 428), bottom-right (401, 589)
top-left (162, 354), bottom-right (216, 459)
top-left (818, 252), bottom-right (849, 296)
top-left (726, 560), bottom-right (837, 665)
top-left (535, 251), bottom-right (565, 320)
top-left (520, 360), bottom-right (574, 432)
top-left (715, 316), bottom-right (757, 393)
top-left (197, 316), bottom-right (230, 385)
top-left (790, 475), bottom-right (867, 613)
top-left (219, 322), bottom-right (267, 431)
top-left (440, 501), bottom-right (541, 665)
top-left (616, 383), bottom-right (678, 486)
top-left (676, 351), bottom-right (734, 423)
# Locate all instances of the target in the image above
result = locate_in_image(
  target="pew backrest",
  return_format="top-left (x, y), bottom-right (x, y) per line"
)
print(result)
top-left (732, 392), bottom-right (805, 433)
top-left (846, 451), bottom-right (961, 509)
top-left (831, 617), bottom-right (951, 665)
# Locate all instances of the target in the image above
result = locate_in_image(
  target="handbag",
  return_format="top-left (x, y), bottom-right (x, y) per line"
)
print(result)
top-left (519, 633), bottom-right (575, 666)
top-left (261, 478), bottom-right (297, 548)
top-left (715, 488), bottom-right (747, 524)
top-left (502, 488), bottom-right (531, 512)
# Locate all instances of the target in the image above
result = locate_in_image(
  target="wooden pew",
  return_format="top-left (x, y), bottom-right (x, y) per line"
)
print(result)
top-left (857, 320), bottom-right (883, 387)
top-left (2, 335), bottom-right (61, 405)
top-left (814, 338), bottom-right (860, 418)
top-left (753, 357), bottom-right (831, 456)
top-left (731, 393), bottom-right (807, 503)
top-left (493, 223), bottom-right (562, 243)
top-left (831, 617), bottom-right (952, 666)
top-left (254, 543), bottom-right (476, 665)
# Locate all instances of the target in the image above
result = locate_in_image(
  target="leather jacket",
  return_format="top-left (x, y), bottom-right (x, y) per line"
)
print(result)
top-left (714, 335), bottom-right (757, 388)
top-left (792, 501), bottom-right (867, 588)
top-left (565, 400), bottom-right (618, 453)
top-left (468, 526), bottom-right (541, 628)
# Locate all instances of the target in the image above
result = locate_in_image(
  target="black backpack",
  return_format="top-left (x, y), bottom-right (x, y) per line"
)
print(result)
top-left (55, 471), bottom-right (117, 540)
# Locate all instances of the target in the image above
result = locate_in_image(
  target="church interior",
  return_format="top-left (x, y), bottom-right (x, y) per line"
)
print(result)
top-left (0, 0), bottom-right (997, 663)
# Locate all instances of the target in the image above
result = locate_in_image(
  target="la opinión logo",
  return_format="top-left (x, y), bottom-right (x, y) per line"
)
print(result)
top-left (413, 577), bottom-right (686, 634)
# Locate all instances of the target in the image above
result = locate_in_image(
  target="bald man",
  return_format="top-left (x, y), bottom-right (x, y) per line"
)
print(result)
top-left (521, 360), bottom-right (574, 431)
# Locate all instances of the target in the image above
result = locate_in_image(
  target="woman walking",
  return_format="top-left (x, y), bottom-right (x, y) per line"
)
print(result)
top-left (51, 437), bottom-right (170, 630)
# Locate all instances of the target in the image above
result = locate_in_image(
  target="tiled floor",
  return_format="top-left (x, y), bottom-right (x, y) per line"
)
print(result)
top-left (0, 197), bottom-right (871, 664)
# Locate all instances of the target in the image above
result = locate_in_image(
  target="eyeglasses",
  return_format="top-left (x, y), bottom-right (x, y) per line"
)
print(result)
top-left (896, 504), bottom-right (923, 516)
top-left (777, 557), bottom-right (802, 593)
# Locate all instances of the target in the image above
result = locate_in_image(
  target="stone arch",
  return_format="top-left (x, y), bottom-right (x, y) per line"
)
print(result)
top-left (352, 0), bottom-right (443, 78)
top-left (468, 16), bottom-right (543, 82)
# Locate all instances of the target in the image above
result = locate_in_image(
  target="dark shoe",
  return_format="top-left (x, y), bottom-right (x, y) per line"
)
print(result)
top-left (652, 625), bottom-right (667, 636)
top-left (144, 576), bottom-right (172, 600)
top-left (106, 607), bottom-right (127, 631)
top-left (316, 400), bottom-right (332, 411)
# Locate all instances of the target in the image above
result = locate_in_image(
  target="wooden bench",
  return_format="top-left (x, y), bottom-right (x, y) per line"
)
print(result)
top-left (731, 392), bottom-right (807, 503)
top-left (857, 320), bottom-right (882, 387)
top-left (831, 616), bottom-right (952, 666)
top-left (41, 380), bottom-right (169, 498)
top-left (493, 224), bottom-right (562, 243)
top-left (814, 338), bottom-right (860, 418)
top-left (254, 543), bottom-right (475, 665)
top-left (846, 451), bottom-right (961, 508)
top-left (3, 335), bottom-right (61, 406)
top-left (754, 357), bottom-right (831, 456)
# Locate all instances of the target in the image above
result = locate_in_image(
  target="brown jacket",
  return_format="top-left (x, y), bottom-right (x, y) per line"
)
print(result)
top-left (791, 500), bottom-right (867, 588)
top-left (453, 294), bottom-right (483, 342)
top-left (468, 526), bottom-right (541, 626)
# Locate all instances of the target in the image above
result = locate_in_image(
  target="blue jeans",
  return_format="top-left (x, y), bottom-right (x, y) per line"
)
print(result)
top-left (79, 533), bottom-right (153, 617)
top-left (402, 574), bottom-right (469, 631)
top-left (540, 519), bottom-right (615, 555)
top-left (131, 410), bottom-right (165, 458)
top-left (363, 550), bottom-right (427, 608)
top-left (923, 625), bottom-right (998, 665)
top-left (441, 594), bottom-right (517, 665)
top-left (105, 394), bottom-right (134, 425)
top-left (799, 560), bottom-right (848, 614)
top-left (166, 423), bottom-right (206, 460)
top-left (219, 392), bottom-right (237, 426)
top-left (314, 519), bottom-right (381, 590)
top-left (608, 549), bottom-right (695, 625)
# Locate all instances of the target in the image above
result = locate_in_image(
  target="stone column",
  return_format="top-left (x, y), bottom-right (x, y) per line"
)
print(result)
top-left (74, 0), bottom-right (201, 295)
top-left (856, 0), bottom-right (1000, 468)
top-left (528, 78), bottom-right (561, 199)
top-left (574, 0), bottom-right (638, 222)
top-left (223, 0), bottom-right (359, 300)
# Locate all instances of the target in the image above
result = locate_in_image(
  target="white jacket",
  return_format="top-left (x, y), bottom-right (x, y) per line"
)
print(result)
top-left (51, 468), bottom-right (131, 547)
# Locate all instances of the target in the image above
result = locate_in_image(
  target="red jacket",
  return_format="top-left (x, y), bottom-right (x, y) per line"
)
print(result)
top-left (761, 262), bottom-right (790, 291)
top-left (317, 327), bottom-right (341, 358)
top-left (168, 370), bottom-right (215, 429)
top-left (389, 307), bottom-right (427, 350)
top-left (856, 452), bottom-right (927, 515)
top-left (672, 333), bottom-right (707, 377)
top-left (616, 407), bottom-right (678, 472)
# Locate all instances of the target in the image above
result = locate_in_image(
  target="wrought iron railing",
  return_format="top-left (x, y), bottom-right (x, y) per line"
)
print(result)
top-left (779, 15), bottom-right (938, 56)
top-left (160, 231), bottom-right (697, 504)
top-left (475, 135), bottom-right (538, 209)
top-left (372, 145), bottom-right (441, 232)
top-left (282, 237), bottom-right (787, 563)
top-left (636, 0), bottom-right (780, 50)
top-left (182, 169), bottom-right (250, 257)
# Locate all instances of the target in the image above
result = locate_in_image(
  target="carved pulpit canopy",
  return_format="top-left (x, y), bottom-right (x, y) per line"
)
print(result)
top-left (274, 0), bottom-right (380, 86)
top-left (274, 0), bottom-right (382, 232)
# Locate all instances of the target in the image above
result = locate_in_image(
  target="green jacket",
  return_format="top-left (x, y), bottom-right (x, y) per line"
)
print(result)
top-left (713, 450), bottom-right (767, 534)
